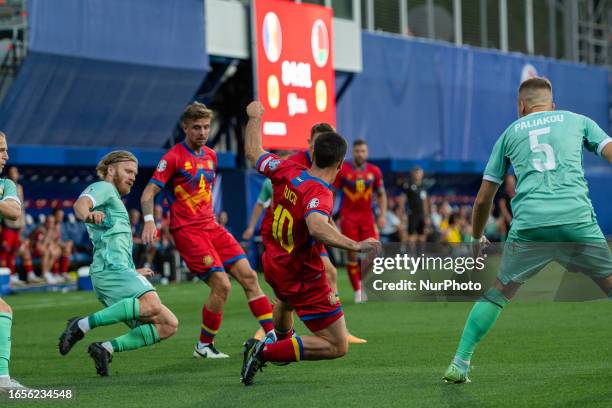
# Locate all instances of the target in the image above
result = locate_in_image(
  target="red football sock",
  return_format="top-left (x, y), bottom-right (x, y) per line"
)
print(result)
top-left (248, 296), bottom-right (274, 334)
top-left (263, 337), bottom-right (303, 362)
top-left (274, 326), bottom-right (294, 340)
top-left (347, 262), bottom-right (361, 291)
top-left (200, 306), bottom-right (222, 344)
top-left (60, 256), bottom-right (70, 273)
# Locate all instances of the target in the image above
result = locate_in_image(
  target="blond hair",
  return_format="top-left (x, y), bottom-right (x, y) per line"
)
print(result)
top-left (180, 102), bottom-right (213, 124)
top-left (96, 150), bottom-right (138, 179)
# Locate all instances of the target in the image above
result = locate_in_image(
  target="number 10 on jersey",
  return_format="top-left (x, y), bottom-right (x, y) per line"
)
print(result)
top-left (272, 205), bottom-right (294, 253)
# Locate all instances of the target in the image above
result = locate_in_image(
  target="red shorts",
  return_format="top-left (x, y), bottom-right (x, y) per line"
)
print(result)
top-left (262, 252), bottom-right (343, 333)
top-left (340, 217), bottom-right (378, 241)
top-left (171, 223), bottom-right (246, 280)
top-left (1, 227), bottom-right (20, 253)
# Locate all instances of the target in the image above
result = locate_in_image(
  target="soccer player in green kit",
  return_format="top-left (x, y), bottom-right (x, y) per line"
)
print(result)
top-left (0, 132), bottom-right (28, 392)
top-left (443, 77), bottom-right (612, 383)
top-left (58, 151), bottom-right (178, 376)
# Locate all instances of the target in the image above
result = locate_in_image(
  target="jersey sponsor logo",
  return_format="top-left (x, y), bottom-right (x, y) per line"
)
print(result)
top-left (185, 161), bottom-right (193, 170)
top-left (157, 160), bottom-right (167, 172)
top-left (307, 198), bottom-right (320, 209)
top-left (283, 185), bottom-right (297, 205)
top-left (268, 159), bottom-right (281, 170)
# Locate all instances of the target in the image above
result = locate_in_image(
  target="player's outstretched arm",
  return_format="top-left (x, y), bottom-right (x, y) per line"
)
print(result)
top-left (140, 183), bottom-right (162, 245)
top-left (306, 212), bottom-right (361, 251)
top-left (0, 199), bottom-right (20, 221)
top-left (471, 180), bottom-right (500, 239)
top-left (74, 196), bottom-right (105, 224)
top-left (245, 101), bottom-right (267, 165)
top-left (602, 142), bottom-right (612, 164)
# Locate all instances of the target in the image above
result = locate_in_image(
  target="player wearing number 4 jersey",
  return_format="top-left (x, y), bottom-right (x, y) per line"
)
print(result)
top-left (443, 77), bottom-right (612, 384)
top-left (240, 101), bottom-right (381, 386)
top-left (141, 102), bottom-right (275, 359)
top-left (58, 151), bottom-right (178, 377)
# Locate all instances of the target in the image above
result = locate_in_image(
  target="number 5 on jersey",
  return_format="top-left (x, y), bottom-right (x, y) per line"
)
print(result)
top-left (272, 205), bottom-right (294, 253)
top-left (529, 127), bottom-right (556, 172)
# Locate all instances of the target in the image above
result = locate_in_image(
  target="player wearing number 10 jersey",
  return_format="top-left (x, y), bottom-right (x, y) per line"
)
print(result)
top-left (241, 101), bottom-right (381, 386)
top-left (443, 77), bottom-right (612, 384)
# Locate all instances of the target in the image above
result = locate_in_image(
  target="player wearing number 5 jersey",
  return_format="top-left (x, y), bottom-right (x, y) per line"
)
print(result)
top-left (140, 103), bottom-right (274, 359)
top-left (58, 151), bottom-right (178, 377)
top-left (241, 101), bottom-right (381, 386)
top-left (443, 77), bottom-right (612, 384)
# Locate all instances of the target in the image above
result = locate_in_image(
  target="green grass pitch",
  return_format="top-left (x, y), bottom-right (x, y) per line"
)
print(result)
top-left (3, 270), bottom-right (611, 407)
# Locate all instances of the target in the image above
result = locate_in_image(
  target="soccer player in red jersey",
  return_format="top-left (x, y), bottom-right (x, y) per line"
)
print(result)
top-left (140, 102), bottom-right (274, 358)
top-left (241, 102), bottom-right (381, 386)
top-left (334, 139), bottom-right (387, 303)
top-left (288, 123), bottom-right (367, 343)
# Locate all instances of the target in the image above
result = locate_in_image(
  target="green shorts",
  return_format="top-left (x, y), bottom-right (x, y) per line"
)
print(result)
top-left (90, 267), bottom-right (155, 308)
top-left (498, 221), bottom-right (612, 284)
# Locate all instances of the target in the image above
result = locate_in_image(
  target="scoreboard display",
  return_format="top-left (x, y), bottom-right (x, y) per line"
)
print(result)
top-left (251, 0), bottom-right (336, 150)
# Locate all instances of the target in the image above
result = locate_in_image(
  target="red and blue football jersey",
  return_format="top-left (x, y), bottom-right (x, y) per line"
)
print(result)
top-left (288, 150), bottom-right (312, 167)
top-left (334, 161), bottom-right (383, 222)
top-left (257, 152), bottom-right (333, 291)
top-left (150, 142), bottom-right (217, 230)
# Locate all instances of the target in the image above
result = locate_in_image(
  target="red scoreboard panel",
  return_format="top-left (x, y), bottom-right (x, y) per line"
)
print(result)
top-left (252, 0), bottom-right (336, 150)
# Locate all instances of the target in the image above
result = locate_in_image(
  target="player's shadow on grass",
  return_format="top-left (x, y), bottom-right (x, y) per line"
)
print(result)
top-left (439, 384), bottom-right (485, 408)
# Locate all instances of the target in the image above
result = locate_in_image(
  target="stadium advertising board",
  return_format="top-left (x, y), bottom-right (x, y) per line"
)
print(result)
top-left (251, 0), bottom-right (336, 150)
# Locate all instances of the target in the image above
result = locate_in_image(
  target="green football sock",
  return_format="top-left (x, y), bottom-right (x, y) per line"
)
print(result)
top-left (88, 298), bottom-right (140, 329)
top-left (455, 288), bottom-right (509, 361)
top-left (110, 324), bottom-right (160, 353)
top-left (0, 312), bottom-right (12, 377)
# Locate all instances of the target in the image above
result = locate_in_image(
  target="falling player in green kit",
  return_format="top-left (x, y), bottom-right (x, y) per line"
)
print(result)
top-left (58, 151), bottom-right (178, 376)
top-left (0, 132), bottom-right (28, 392)
top-left (443, 77), bottom-right (612, 383)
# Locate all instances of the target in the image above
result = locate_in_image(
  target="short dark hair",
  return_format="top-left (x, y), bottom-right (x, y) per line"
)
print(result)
top-left (353, 139), bottom-right (367, 147)
top-left (310, 123), bottom-right (335, 139)
top-left (313, 132), bottom-right (347, 169)
top-left (519, 77), bottom-right (552, 94)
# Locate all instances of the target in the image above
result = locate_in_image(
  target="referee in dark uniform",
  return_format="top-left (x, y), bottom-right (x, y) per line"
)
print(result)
top-left (401, 166), bottom-right (430, 252)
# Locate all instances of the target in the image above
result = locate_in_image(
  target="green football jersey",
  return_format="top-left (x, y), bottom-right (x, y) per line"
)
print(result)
top-left (0, 178), bottom-right (20, 223)
top-left (80, 181), bottom-right (135, 273)
top-left (484, 110), bottom-right (611, 230)
top-left (257, 178), bottom-right (273, 208)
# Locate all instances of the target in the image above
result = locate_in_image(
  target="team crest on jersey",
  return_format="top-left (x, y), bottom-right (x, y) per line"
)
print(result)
top-left (203, 255), bottom-right (213, 266)
top-left (207, 159), bottom-right (214, 170)
top-left (185, 161), bottom-right (193, 170)
top-left (367, 173), bottom-right (374, 180)
top-left (268, 159), bottom-right (281, 170)
top-left (307, 198), bottom-right (320, 209)
top-left (157, 160), bottom-right (167, 172)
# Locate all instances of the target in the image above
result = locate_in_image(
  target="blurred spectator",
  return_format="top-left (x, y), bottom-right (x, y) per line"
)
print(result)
top-left (53, 208), bottom-right (74, 281)
top-left (440, 213), bottom-right (462, 243)
top-left (495, 174), bottom-right (516, 238)
top-left (380, 199), bottom-right (403, 243)
top-left (31, 214), bottom-right (62, 284)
